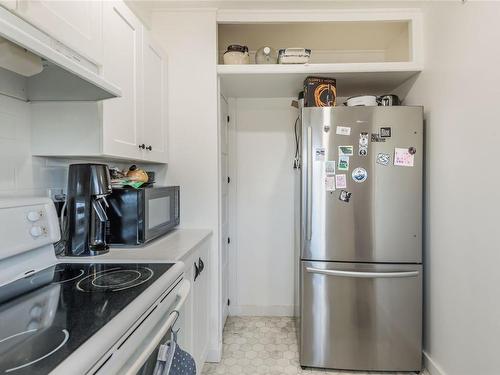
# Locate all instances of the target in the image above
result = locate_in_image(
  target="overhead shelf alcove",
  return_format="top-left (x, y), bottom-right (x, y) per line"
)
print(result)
top-left (217, 10), bottom-right (423, 98)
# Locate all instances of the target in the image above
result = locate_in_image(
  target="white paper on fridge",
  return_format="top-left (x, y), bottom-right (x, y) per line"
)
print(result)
top-left (325, 176), bottom-right (336, 191)
top-left (315, 147), bottom-right (326, 161)
top-left (335, 174), bottom-right (347, 189)
top-left (336, 126), bottom-right (351, 136)
top-left (394, 148), bottom-right (415, 167)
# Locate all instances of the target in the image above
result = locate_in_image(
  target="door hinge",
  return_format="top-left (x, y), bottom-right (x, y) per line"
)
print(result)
top-left (227, 176), bottom-right (230, 183)
top-left (227, 237), bottom-right (230, 244)
top-left (227, 299), bottom-right (230, 306)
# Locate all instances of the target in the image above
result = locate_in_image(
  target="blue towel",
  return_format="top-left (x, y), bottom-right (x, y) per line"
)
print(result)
top-left (153, 330), bottom-right (196, 375)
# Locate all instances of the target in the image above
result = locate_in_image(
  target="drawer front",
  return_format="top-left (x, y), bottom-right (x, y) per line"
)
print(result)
top-left (300, 261), bottom-right (422, 371)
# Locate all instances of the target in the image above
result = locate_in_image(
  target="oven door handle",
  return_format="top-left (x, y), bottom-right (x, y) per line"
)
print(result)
top-left (124, 279), bottom-right (191, 375)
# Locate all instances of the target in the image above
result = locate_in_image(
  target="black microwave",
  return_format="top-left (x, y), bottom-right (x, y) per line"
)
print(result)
top-left (107, 186), bottom-right (180, 246)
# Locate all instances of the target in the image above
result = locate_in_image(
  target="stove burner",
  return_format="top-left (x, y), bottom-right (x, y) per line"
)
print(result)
top-left (53, 267), bottom-right (85, 284)
top-left (29, 266), bottom-right (85, 287)
top-left (76, 267), bottom-right (154, 292)
top-left (0, 328), bottom-right (69, 373)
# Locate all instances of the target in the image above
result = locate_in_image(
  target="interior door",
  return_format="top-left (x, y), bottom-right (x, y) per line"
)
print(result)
top-left (219, 94), bottom-right (230, 327)
top-left (142, 32), bottom-right (168, 163)
top-left (101, 1), bottom-right (143, 160)
top-left (301, 106), bottom-right (423, 263)
top-left (300, 261), bottom-right (422, 371)
top-left (16, 0), bottom-right (102, 64)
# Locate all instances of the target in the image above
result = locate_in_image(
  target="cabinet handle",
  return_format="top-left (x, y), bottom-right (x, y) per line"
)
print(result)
top-left (146, 145), bottom-right (152, 151)
top-left (198, 257), bottom-right (205, 273)
top-left (194, 262), bottom-right (200, 281)
top-left (138, 144), bottom-right (146, 149)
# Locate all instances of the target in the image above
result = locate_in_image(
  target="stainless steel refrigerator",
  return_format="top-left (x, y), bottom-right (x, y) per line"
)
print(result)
top-left (297, 106), bottom-right (423, 372)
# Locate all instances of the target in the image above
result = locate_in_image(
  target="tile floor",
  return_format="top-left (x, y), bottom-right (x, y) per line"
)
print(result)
top-left (202, 316), bottom-right (427, 375)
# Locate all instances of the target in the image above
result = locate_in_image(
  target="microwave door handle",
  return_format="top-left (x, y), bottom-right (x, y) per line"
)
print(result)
top-left (306, 267), bottom-right (419, 278)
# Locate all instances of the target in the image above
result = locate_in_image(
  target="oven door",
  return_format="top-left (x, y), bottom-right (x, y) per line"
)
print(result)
top-left (92, 279), bottom-right (190, 375)
top-left (143, 187), bottom-right (180, 242)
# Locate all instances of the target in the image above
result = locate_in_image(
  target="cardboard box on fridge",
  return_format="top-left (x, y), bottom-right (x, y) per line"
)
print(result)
top-left (303, 76), bottom-right (337, 107)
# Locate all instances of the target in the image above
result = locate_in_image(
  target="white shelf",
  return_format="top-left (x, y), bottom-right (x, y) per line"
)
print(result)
top-left (217, 62), bottom-right (421, 98)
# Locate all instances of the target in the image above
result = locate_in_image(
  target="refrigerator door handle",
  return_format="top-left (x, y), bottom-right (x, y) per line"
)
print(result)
top-left (305, 267), bottom-right (419, 278)
top-left (306, 126), bottom-right (312, 241)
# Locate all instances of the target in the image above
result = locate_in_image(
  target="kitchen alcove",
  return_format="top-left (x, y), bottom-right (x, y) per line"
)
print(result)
top-left (217, 9), bottom-right (423, 317)
top-left (217, 10), bottom-right (422, 98)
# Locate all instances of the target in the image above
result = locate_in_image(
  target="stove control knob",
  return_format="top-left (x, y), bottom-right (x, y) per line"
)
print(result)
top-left (30, 226), bottom-right (43, 237)
top-left (27, 211), bottom-right (42, 222)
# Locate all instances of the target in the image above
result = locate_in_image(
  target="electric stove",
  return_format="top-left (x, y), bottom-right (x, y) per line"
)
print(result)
top-left (0, 262), bottom-right (175, 374)
top-left (0, 198), bottom-right (188, 375)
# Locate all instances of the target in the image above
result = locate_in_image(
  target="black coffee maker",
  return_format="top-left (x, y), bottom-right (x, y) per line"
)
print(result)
top-left (66, 164), bottom-right (112, 256)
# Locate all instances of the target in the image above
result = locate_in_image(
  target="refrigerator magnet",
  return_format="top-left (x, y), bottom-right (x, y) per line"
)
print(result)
top-left (338, 145), bottom-right (354, 156)
top-left (359, 132), bottom-right (369, 156)
top-left (394, 148), bottom-right (415, 167)
top-left (325, 161), bottom-right (336, 175)
top-left (380, 127), bottom-right (392, 138)
top-left (339, 190), bottom-right (352, 203)
top-left (325, 176), bottom-right (336, 192)
top-left (352, 167), bottom-right (368, 183)
top-left (371, 133), bottom-right (386, 143)
top-left (359, 132), bottom-right (369, 147)
top-left (335, 174), bottom-right (347, 189)
top-left (314, 147), bottom-right (326, 161)
top-left (336, 126), bottom-right (351, 136)
top-left (338, 156), bottom-right (349, 171)
top-left (376, 153), bottom-right (391, 166)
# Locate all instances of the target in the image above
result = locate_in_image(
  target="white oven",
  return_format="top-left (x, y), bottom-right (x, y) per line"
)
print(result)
top-left (89, 278), bottom-right (190, 375)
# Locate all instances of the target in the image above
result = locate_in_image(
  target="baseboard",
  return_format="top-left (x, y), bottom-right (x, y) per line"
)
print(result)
top-left (205, 342), bottom-right (222, 363)
top-left (229, 304), bottom-right (294, 317)
top-left (424, 351), bottom-right (446, 375)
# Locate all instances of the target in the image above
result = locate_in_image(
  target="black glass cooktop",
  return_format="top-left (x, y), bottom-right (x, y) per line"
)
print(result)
top-left (0, 262), bottom-right (174, 375)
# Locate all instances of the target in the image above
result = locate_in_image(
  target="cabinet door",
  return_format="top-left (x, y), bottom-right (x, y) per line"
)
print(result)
top-left (142, 32), bottom-right (168, 163)
top-left (15, 0), bottom-right (102, 64)
top-left (193, 243), bottom-right (210, 372)
top-left (101, 1), bottom-right (143, 160)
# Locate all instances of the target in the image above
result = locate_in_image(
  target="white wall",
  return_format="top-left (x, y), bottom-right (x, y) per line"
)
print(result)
top-left (400, 3), bottom-right (500, 375)
top-left (229, 97), bottom-right (298, 316)
top-left (0, 95), bottom-right (66, 197)
top-left (150, 9), bottom-right (221, 361)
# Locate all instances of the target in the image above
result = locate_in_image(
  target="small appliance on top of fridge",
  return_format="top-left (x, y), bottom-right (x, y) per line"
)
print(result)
top-left (297, 106), bottom-right (423, 372)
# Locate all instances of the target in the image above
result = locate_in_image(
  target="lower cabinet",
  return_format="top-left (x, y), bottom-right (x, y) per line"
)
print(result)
top-left (178, 239), bottom-right (210, 374)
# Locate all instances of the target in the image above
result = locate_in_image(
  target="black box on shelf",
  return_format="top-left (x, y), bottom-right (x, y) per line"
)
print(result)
top-left (303, 76), bottom-right (337, 107)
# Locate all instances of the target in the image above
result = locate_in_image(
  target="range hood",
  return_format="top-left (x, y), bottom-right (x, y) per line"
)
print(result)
top-left (0, 7), bottom-right (121, 101)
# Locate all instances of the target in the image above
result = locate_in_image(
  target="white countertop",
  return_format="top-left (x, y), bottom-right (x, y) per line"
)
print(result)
top-left (59, 228), bottom-right (212, 263)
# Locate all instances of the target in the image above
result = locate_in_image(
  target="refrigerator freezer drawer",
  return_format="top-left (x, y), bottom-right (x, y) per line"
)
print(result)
top-left (300, 261), bottom-right (422, 372)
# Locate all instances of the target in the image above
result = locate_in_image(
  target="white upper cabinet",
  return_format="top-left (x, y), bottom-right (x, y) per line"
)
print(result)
top-left (101, 0), bottom-right (143, 161)
top-left (30, 1), bottom-right (169, 164)
top-left (142, 31), bottom-right (168, 163)
top-left (14, 0), bottom-right (103, 64)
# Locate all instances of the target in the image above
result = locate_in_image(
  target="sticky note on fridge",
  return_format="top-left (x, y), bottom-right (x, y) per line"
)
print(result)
top-left (336, 126), bottom-right (351, 136)
top-left (325, 161), bottom-right (336, 175)
top-left (325, 176), bottom-right (336, 191)
top-left (394, 148), bottom-right (415, 167)
top-left (315, 147), bottom-right (326, 161)
top-left (335, 174), bottom-right (347, 189)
